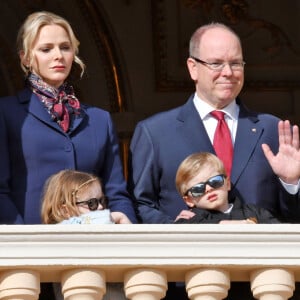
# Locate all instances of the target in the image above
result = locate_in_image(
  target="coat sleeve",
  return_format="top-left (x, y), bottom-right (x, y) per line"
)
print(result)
top-left (0, 104), bottom-right (24, 224)
top-left (128, 122), bottom-right (174, 224)
top-left (100, 113), bottom-right (137, 223)
top-left (245, 204), bottom-right (282, 224)
top-left (175, 209), bottom-right (224, 224)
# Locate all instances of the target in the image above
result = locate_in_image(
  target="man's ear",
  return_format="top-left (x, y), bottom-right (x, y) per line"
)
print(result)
top-left (183, 196), bottom-right (195, 208)
top-left (186, 57), bottom-right (198, 81)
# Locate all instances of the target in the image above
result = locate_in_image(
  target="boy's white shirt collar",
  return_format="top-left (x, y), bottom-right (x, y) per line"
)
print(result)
top-left (223, 203), bottom-right (234, 214)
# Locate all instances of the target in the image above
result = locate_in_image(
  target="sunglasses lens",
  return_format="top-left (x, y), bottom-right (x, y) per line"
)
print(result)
top-left (208, 175), bottom-right (224, 189)
top-left (187, 175), bottom-right (225, 198)
top-left (88, 198), bottom-right (99, 211)
top-left (189, 184), bottom-right (205, 197)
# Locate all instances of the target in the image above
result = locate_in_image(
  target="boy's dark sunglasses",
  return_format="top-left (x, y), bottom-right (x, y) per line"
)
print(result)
top-left (76, 196), bottom-right (108, 211)
top-left (185, 174), bottom-right (226, 198)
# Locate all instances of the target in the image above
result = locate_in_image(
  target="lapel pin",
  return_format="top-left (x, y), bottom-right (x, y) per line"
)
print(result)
top-left (252, 128), bottom-right (257, 133)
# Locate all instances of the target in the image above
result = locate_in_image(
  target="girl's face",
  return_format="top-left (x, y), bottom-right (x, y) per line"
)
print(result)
top-left (75, 182), bottom-right (106, 215)
top-left (27, 24), bottom-right (75, 88)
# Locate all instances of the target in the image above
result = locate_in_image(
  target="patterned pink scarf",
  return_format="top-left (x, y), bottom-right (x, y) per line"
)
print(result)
top-left (26, 73), bottom-right (81, 132)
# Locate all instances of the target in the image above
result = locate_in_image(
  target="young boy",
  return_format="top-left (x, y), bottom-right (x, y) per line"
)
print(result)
top-left (175, 152), bottom-right (281, 224)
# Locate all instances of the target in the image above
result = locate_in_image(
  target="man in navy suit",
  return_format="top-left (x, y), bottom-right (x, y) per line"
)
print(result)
top-left (128, 20), bottom-right (300, 300)
top-left (128, 22), bottom-right (300, 224)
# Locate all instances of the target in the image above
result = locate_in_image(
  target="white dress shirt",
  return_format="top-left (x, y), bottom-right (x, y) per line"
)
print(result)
top-left (193, 93), bottom-right (239, 145)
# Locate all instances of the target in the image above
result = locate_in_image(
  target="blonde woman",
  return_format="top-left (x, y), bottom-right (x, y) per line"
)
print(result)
top-left (0, 11), bottom-right (136, 225)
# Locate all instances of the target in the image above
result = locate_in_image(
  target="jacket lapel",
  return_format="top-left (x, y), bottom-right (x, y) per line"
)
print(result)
top-left (176, 96), bottom-right (215, 153)
top-left (17, 88), bottom-right (86, 134)
top-left (176, 96), bottom-right (264, 187)
top-left (231, 104), bottom-right (262, 185)
top-left (70, 106), bottom-right (87, 133)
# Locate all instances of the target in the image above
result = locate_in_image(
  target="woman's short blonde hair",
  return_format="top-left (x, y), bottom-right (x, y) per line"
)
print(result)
top-left (175, 152), bottom-right (226, 196)
top-left (41, 170), bottom-right (101, 224)
top-left (17, 11), bottom-right (85, 77)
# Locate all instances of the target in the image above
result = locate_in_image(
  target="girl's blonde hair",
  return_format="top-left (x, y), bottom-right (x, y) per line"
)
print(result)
top-left (175, 152), bottom-right (226, 196)
top-left (17, 11), bottom-right (85, 77)
top-left (41, 170), bottom-right (101, 224)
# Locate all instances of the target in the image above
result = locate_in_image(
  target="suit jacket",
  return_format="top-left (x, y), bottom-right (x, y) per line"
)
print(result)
top-left (175, 197), bottom-right (281, 224)
top-left (0, 88), bottom-right (137, 224)
top-left (128, 94), bottom-right (300, 223)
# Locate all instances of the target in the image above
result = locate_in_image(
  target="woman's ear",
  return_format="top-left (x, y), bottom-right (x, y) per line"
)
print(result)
top-left (19, 50), bottom-right (30, 68)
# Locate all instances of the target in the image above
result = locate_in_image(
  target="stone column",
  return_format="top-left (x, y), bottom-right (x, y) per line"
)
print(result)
top-left (124, 268), bottom-right (167, 300)
top-left (251, 268), bottom-right (295, 300)
top-left (61, 268), bottom-right (106, 300)
top-left (185, 268), bottom-right (230, 300)
top-left (0, 269), bottom-right (40, 300)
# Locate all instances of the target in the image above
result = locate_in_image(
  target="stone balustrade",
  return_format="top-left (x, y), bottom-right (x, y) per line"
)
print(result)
top-left (0, 224), bottom-right (299, 299)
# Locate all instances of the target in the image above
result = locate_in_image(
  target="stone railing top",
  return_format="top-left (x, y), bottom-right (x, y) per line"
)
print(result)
top-left (0, 224), bottom-right (300, 282)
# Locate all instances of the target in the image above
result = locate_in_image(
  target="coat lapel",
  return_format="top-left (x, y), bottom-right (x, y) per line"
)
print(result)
top-left (176, 96), bottom-right (264, 187)
top-left (231, 104), bottom-right (262, 185)
top-left (17, 88), bottom-right (86, 134)
top-left (176, 96), bottom-right (215, 153)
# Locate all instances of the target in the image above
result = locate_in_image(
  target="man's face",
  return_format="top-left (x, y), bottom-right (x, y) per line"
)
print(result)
top-left (187, 27), bottom-right (244, 109)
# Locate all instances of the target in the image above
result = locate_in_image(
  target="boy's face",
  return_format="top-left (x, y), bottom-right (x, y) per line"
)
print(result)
top-left (183, 164), bottom-right (230, 212)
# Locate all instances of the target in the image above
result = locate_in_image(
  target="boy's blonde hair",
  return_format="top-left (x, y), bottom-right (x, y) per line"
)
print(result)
top-left (41, 170), bottom-right (101, 224)
top-left (176, 152), bottom-right (226, 196)
top-left (17, 11), bottom-right (85, 77)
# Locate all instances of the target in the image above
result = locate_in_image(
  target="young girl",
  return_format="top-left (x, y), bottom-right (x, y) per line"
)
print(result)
top-left (41, 169), bottom-right (130, 300)
top-left (41, 169), bottom-right (131, 224)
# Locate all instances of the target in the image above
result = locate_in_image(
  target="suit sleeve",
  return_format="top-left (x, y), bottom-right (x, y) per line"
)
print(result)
top-left (0, 105), bottom-right (24, 224)
top-left (128, 123), bottom-right (173, 224)
top-left (246, 204), bottom-right (282, 224)
top-left (175, 209), bottom-right (224, 224)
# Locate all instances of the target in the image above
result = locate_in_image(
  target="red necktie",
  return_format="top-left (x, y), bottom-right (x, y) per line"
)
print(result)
top-left (210, 110), bottom-right (233, 178)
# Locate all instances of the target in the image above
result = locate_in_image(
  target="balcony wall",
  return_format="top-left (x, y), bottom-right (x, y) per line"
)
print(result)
top-left (0, 224), bottom-right (299, 300)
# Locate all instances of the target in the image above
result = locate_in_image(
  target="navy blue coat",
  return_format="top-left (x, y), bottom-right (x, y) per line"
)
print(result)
top-left (0, 88), bottom-right (137, 224)
top-left (128, 94), bottom-right (300, 223)
top-left (175, 197), bottom-right (281, 224)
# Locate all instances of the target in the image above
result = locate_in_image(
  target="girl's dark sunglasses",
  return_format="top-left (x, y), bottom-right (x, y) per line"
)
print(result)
top-left (185, 174), bottom-right (226, 198)
top-left (76, 196), bottom-right (108, 211)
